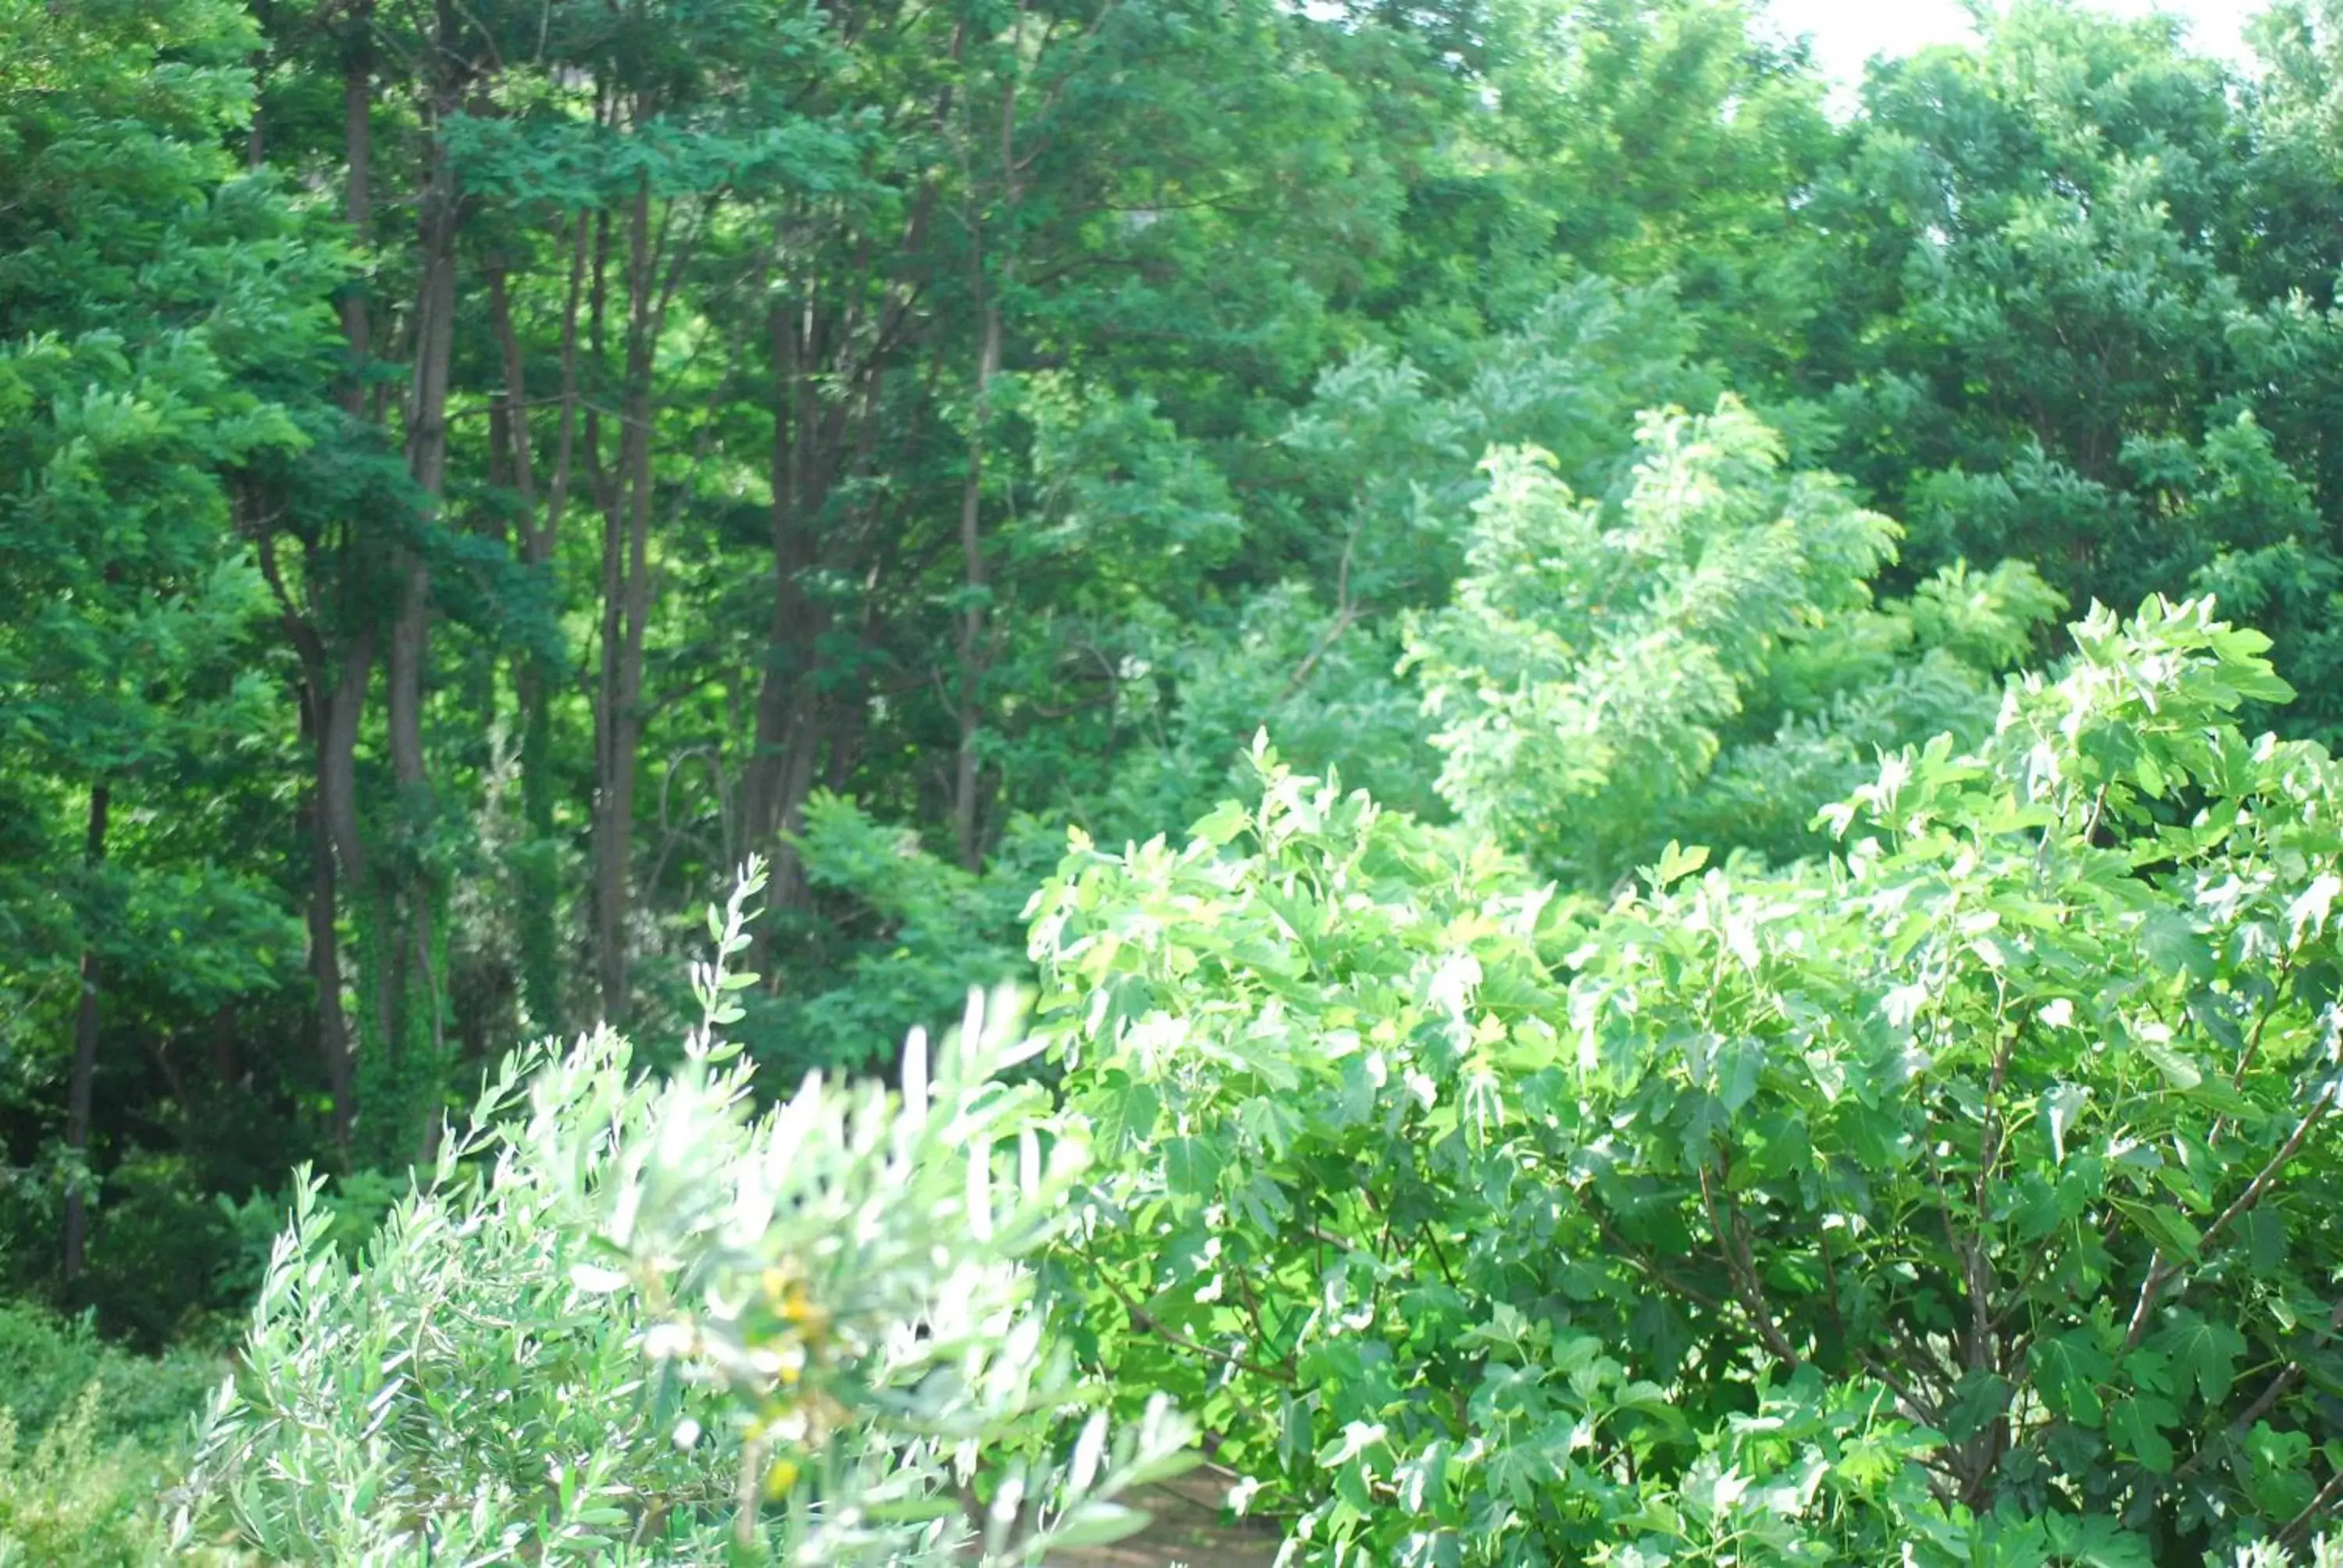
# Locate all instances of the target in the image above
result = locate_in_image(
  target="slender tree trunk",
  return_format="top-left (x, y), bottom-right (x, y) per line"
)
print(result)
top-left (592, 177), bottom-right (665, 1020)
top-left (329, 18), bottom-right (373, 884)
top-left (61, 781), bottom-right (110, 1284)
top-left (246, 0), bottom-right (270, 169)
top-left (340, 11), bottom-right (373, 416)
top-left (320, 621), bottom-right (375, 924)
top-left (950, 18), bottom-right (1025, 871)
top-left (547, 213), bottom-right (589, 557)
top-left (310, 606), bottom-right (386, 1067)
top-left (488, 261), bottom-right (540, 561)
top-left (742, 295), bottom-right (833, 909)
top-left (951, 298), bottom-right (999, 871)
top-left (387, 38), bottom-right (462, 1073)
top-left (304, 782), bottom-right (358, 1153)
top-left (300, 20), bottom-right (376, 1131)
top-left (279, 625), bottom-right (360, 1156)
top-left (396, 130), bottom-right (458, 790)
top-left (490, 254), bottom-right (568, 1032)
top-left (593, 470), bottom-right (627, 1018)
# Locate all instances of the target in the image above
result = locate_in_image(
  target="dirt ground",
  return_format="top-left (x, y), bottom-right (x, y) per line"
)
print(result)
top-left (1052, 1473), bottom-right (1281, 1568)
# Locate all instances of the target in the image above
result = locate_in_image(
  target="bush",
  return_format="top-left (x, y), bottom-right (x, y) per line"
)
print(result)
top-left (71, 1153), bottom-right (243, 1350)
top-left (744, 790), bottom-right (1040, 1080)
top-left (1404, 398), bottom-right (2060, 885)
top-left (1034, 597), bottom-right (2343, 1564)
top-left (0, 1299), bottom-right (220, 1447)
top-left (0, 1299), bottom-right (222, 1566)
top-left (209, 1166), bottom-right (407, 1310)
top-left (0, 1386), bottom-right (172, 1567)
top-left (170, 861), bottom-right (1190, 1563)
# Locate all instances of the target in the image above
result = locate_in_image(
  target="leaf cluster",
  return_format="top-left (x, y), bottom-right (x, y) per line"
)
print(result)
top-left (1036, 597), bottom-right (2343, 1564)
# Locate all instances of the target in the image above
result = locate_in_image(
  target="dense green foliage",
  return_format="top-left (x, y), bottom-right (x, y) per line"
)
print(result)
top-left (0, 1301), bottom-right (225, 1563)
top-left (14, 0), bottom-right (2343, 1559)
top-left (1032, 603), bottom-right (2343, 1562)
top-left (165, 871), bottom-right (1189, 1563)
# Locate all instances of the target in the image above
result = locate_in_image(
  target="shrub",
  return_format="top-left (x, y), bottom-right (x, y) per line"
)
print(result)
top-left (0, 1299), bottom-right (220, 1446)
top-left (171, 860), bottom-right (1190, 1563)
top-left (1404, 398), bottom-right (2060, 885)
top-left (209, 1166), bottom-right (407, 1310)
top-left (0, 1385), bottom-right (172, 1567)
top-left (73, 1153), bottom-right (244, 1349)
top-left (744, 790), bottom-right (1040, 1080)
top-left (0, 1299), bottom-right (221, 1566)
top-left (1034, 597), bottom-right (2343, 1564)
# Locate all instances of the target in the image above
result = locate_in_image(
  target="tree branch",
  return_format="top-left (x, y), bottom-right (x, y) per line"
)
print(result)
top-left (2126, 1082), bottom-right (2334, 1351)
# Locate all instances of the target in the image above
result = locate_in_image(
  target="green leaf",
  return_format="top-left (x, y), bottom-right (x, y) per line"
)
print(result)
top-left (2109, 1395), bottom-right (2178, 1474)
top-left (2147, 1315), bottom-right (2243, 1406)
top-left (2044, 1083), bottom-right (2091, 1167)
top-left (1652, 841), bottom-right (1709, 888)
top-left (1046, 1502), bottom-right (1150, 1548)
top-left (2034, 1335), bottom-right (2113, 1426)
top-left (1314, 1420), bottom-right (1389, 1468)
top-left (2138, 1037), bottom-right (2202, 1092)
top-left (1191, 800), bottom-right (1253, 848)
top-left (2126, 1202), bottom-right (2203, 1261)
top-left (1162, 1136), bottom-right (1223, 1200)
top-left (2138, 914), bottom-right (2215, 982)
top-left (2242, 1208), bottom-right (2289, 1274)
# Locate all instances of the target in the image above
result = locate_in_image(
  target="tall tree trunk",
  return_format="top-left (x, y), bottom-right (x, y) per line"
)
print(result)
top-left (61, 781), bottom-right (110, 1284)
top-left (272, 560), bottom-right (374, 1128)
top-left (246, 0), bottom-right (270, 169)
top-left (283, 616), bottom-right (364, 1156)
top-left (742, 295), bottom-right (833, 910)
top-left (387, 37), bottom-right (462, 1073)
top-left (950, 16), bottom-right (1025, 871)
top-left (320, 615), bottom-right (378, 1033)
top-left (951, 297), bottom-right (1000, 872)
top-left (488, 260), bottom-right (541, 562)
top-left (396, 130), bottom-right (457, 790)
top-left (339, 9), bottom-right (374, 418)
top-left (490, 253), bottom-right (568, 1032)
top-left (299, 15), bottom-right (376, 1136)
top-left (740, 170), bottom-right (935, 914)
top-left (303, 781), bottom-right (358, 1154)
top-left (591, 177), bottom-right (667, 1021)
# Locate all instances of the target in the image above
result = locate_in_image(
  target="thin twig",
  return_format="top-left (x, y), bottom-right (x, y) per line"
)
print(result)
top-left (1079, 1253), bottom-right (1296, 1385)
top-left (2126, 1085), bottom-right (2335, 1350)
top-left (1699, 1164), bottom-right (1800, 1368)
top-left (2279, 1465), bottom-right (2343, 1548)
top-left (1274, 516), bottom-right (1366, 707)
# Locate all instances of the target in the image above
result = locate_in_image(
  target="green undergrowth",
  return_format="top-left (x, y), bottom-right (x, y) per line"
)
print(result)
top-left (0, 1301), bottom-right (222, 1565)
